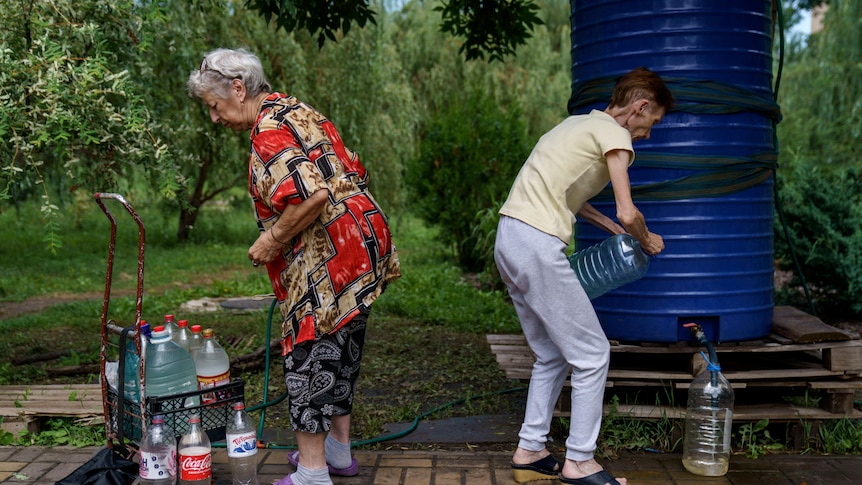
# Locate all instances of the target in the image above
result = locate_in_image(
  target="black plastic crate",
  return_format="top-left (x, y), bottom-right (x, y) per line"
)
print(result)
top-left (107, 379), bottom-right (244, 445)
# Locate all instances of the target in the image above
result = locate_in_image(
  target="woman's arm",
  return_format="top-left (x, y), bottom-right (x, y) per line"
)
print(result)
top-left (577, 202), bottom-right (627, 235)
top-left (606, 149), bottom-right (664, 255)
top-left (248, 188), bottom-right (330, 265)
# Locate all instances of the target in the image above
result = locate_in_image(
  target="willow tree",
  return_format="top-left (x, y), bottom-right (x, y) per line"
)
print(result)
top-left (0, 0), bottom-right (176, 250)
top-left (774, 0), bottom-right (862, 317)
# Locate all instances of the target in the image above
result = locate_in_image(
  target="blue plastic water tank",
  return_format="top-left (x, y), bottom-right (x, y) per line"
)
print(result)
top-left (570, 0), bottom-right (776, 342)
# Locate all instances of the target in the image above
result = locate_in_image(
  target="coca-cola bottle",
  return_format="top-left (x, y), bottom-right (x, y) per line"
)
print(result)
top-left (178, 414), bottom-right (211, 485)
top-left (139, 414), bottom-right (176, 485)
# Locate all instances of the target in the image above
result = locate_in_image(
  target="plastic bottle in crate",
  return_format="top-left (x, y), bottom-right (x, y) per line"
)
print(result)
top-left (194, 328), bottom-right (231, 405)
top-left (226, 402), bottom-right (260, 485)
top-left (163, 314), bottom-right (180, 339)
top-left (139, 414), bottom-right (177, 485)
top-left (123, 321), bottom-right (152, 404)
top-left (188, 324), bottom-right (203, 359)
top-left (146, 325), bottom-right (199, 413)
top-left (178, 414), bottom-right (212, 485)
top-left (174, 319), bottom-right (193, 353)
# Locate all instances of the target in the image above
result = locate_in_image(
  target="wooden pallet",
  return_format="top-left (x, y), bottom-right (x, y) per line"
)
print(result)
top-left (0, 384), bottom-right (103, 434)
top-left (487, 306), bottom-right (862, 420)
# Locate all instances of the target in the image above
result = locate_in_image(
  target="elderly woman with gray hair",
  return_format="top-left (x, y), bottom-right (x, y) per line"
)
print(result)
top-left (188, 47), bottom-right (400, 485)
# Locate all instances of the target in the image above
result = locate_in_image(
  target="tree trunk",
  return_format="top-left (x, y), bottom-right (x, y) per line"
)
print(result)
top-left (177, 205), bottom-right (200, 242)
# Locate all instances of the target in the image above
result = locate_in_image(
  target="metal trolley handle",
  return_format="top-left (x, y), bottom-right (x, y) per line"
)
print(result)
top-left (94, 192), bottom-right (147, 449)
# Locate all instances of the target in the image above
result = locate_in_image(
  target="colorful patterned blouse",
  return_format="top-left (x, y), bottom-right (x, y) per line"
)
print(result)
top-left (248, 93), bottom-right (401, 354)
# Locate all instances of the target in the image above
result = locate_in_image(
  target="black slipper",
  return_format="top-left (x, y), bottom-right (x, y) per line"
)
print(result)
top-left (511, 454), bottom-right (561, 482)
top-left (559, 469), bottom-right (621, 485)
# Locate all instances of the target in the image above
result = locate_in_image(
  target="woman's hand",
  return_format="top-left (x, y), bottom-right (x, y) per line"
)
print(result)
top-left (248, 230), bottom-right (285, 267)
top-left (641, 231), bottom-right (664, 255)
top-left (246, 189), bottom-right (330, 267)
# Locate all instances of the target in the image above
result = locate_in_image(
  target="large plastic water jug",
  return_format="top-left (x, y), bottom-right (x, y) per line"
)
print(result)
top-left (568, 234), bottom-right (649, 299)
top-left (145, 325), bottom-right (199, 408)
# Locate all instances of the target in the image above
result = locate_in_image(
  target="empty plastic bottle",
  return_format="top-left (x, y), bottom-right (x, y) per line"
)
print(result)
top-left (163, 314), bottom-right (180, 339)
top-left (567, 233), bottom-right (650, 299)
top-left (178, 414), bottom-right (211, 485)
top-left (226, 402), bottom-right (259, 485)
top-left (682, 355), bottom-right (735, 476)
top-left (188, 324), bottom-right (203, 359)
top-left (139, 414), bottom-right (177, 485)
top-left (194, 328), bottom-right (231, 405)
top-left (174, 319), bottom-right (193, 354)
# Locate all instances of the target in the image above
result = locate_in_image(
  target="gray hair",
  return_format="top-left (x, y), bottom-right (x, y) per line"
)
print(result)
top-left (187, 47), bottom-right (272, 100)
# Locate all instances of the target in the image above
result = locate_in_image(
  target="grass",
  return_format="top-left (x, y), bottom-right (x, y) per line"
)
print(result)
top-left (0, 197), bottom-right (525, 448)
top-left (3, 197), bottom-right (861, 456)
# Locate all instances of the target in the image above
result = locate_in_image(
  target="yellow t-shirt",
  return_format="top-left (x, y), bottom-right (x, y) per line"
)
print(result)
top-left (499, 110), bottom-right (633, 243)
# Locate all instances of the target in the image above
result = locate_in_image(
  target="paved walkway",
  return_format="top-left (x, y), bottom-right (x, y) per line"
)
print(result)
top-left (1, 444), bottom-right (861, 484)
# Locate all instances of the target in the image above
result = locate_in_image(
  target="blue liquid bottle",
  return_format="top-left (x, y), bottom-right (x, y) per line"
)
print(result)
top-left (567, 234), bottom-right (650, 299)
top-left (124, 321), bottom-right (151, 405)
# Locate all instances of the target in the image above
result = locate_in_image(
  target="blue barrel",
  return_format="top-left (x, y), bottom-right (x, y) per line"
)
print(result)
top-left (570, 0), bottom-right (777, 343)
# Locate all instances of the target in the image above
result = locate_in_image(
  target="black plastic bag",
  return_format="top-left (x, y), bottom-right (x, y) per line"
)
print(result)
top-left (54, 445), bottom-right (138, 485)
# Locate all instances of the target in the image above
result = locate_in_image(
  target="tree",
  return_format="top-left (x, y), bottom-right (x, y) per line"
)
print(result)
top-left (130, 0), bottom-right (291, 243)
top-left (245, 0), bottom-right (543, 62)
top-left (0, 0), bottom-right (178, 250)
top-left (774, 0), bottom-right (862, 317)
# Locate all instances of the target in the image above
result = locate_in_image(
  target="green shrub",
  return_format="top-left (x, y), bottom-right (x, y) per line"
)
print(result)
top-left (774, 163), bottom-right (862, 317)
top-left (407, 89), bottom-right (531, 272)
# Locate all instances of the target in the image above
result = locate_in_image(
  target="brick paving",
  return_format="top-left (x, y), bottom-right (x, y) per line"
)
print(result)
top-left (1, 445), bottom-right (861, 484)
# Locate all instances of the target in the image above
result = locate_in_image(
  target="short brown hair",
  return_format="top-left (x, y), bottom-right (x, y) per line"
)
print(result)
top-left (609, 67), bottom-right (674, 113)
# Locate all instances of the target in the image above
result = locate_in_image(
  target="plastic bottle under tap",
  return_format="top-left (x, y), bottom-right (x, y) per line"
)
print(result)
top-left (188, 324), bottom-right (203, 359)
top-left (139, 414), bottom-right (177, 485)
top-left (226, 402), bottom-right (260, 485)
top-left (174, 319), bottom-right (193, 354)
top-left (194, 328), bottom-right (231, 405)
top-left (178, 414), bottom-right (212, 485)
top-left (567, 233), bottom-right (650, 299)
top-left (682, 355), bottom-right (735, 477)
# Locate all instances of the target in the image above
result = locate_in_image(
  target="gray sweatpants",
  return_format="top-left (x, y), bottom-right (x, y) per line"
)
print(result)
top-left (494, 216), bottom-right (610, 462)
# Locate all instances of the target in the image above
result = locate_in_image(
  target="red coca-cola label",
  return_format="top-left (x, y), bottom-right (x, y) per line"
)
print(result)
top-left (179, 450), bottom-right (212, 480)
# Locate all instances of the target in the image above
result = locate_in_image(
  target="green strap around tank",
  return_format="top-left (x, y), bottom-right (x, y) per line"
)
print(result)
top-left (568, 75), bottom-right (783, 121)
top-left (588, 151), bottom-right (778, 202)
top-left (567, 75), bottom-right (782, 201)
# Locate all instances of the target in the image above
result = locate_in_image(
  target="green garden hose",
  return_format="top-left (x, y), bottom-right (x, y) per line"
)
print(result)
top-left (213, 298), bottom-right (527, 450)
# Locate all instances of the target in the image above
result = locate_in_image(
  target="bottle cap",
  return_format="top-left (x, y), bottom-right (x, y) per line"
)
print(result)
top-left (178, 319), bottom-right (189, 328)
top-left (150, 326), bottom-right (170, 341)
top-left (164, 314), bottom-right (175, 322)
top-left (202, 328), bottom-right (214, 338)
top-left (152, 414), bottom-right (165, 424)
top-left (233, 402), bottom-right (245, 411)
top-left (191, 324), bottom-right (203, 333)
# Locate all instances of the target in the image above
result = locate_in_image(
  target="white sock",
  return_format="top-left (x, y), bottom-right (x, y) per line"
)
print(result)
top-left (292, 463), bottom-right (333, 485)
top-left (325, 434), bottom-right (353, 469)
